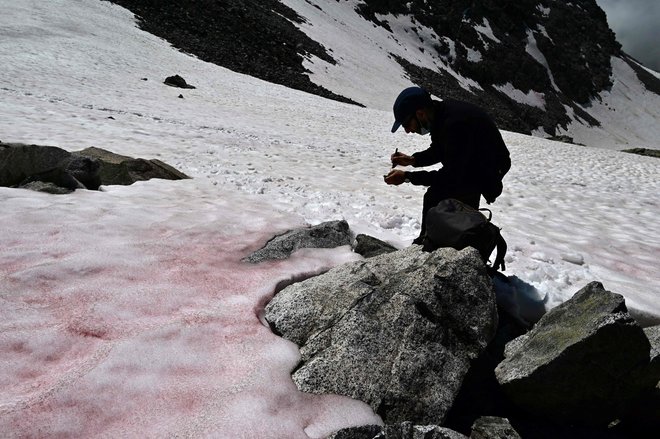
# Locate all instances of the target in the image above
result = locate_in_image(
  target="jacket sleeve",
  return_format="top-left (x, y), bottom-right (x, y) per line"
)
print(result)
top-left (407, 140), bottom-right (446, 186)
top-left (406, 169), bottom-right (443, 187)
top-left (406, 120), bottom-right (475, 189)
top-left (411, 142), bottom-right (443, 167)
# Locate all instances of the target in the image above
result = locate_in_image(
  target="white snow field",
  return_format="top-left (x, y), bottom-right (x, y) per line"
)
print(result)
top-left (1, 1), bottom-right (659, 437)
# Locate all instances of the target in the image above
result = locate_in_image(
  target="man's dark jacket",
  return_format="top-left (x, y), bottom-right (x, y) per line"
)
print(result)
top-left (406, 99), bottom-right (510, 204)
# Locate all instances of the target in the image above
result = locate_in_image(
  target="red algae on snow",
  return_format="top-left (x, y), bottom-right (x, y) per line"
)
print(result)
top-left (0, 182), bottom-right (380, 438)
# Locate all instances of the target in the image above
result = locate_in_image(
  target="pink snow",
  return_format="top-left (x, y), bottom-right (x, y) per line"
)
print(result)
top-left (0, 181), bottom-right (380, 438)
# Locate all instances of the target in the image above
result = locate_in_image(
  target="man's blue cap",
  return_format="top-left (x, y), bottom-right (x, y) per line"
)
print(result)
top-left (391, 87), bottom-right (433, 133)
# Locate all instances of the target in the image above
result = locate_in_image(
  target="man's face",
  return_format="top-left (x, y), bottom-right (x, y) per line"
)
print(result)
top-left (402, 113), bottom-right (420, 134)
top-left (402, 110), bottom-right (427, 135)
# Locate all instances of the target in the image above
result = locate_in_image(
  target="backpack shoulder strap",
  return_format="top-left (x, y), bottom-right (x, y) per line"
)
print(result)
top-left (492, 231), bottom-right (507, 272)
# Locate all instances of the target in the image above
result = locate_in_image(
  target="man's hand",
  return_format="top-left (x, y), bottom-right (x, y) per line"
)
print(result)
top-left (391, 151), bottom-right (415, 167)
top-left (384, 169), bottom-right (407, 185)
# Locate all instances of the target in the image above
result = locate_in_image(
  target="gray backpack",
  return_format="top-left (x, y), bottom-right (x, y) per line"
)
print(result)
top-left (422, 198), bottom-right (507, 272)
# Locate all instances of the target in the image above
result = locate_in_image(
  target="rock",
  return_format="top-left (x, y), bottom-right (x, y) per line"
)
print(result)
top-left (1, 143), bottom-right (188, 193)
top-left (163, 74), bottom-right (196, 89)
top-left (0, 143), bottom-right (72, 187)
top-left (622, 148), bottom-right (660, 159)
top-left (18, 181), bottom-right (74, 194)
top-left (470, 417), bottom-right (521, 439)
top-left (443, 302), bottom-right (528, 433)
top-left (380, 423), bottom-right (468, 439)
top-left (327, 425), bottom-right (383, 439)
top-left (616, 325), bottom-right (660, 433)
top-left (62, 154), bottom-right (102, 190)
top-left (495, 281), bottom-right (657, 426)
top-left (19, 166), bottom-right (87, 191)
top-left (0, 143), bottom-right (101, 192)
top-left (353, 234), bottom-right (398, 258)
top-left (547, 135), bottom-right (576, 144)
top-left (72, 147), bottom-right (189, 186)
top-left (265, 246), bottom-right (497, 424)
top-left (645, 325), bottom-right (660, 369)
top-left (328, 422), bottom-right (468, 439)
top-left (243, 220), bottom-right (352, 263)
top-left (629, 325), bottom-right (660, 390)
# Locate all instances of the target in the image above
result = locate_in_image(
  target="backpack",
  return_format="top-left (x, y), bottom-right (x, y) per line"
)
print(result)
top-left (422, 198), bottom-right (507, 272)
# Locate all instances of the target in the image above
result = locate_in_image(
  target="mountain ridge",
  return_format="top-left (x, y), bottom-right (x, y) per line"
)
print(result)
top-left (108, 0), bottom-right (659, 149)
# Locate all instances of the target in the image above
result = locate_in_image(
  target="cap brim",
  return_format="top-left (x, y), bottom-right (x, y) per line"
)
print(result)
top-left (391, 120), bottom-right (401, 133)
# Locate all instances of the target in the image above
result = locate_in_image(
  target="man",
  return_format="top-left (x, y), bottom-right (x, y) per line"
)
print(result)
top-left (384, 87), bottom-right (510, 244)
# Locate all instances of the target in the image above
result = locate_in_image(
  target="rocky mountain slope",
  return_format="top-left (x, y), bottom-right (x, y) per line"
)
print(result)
top-left (108, 0), bottom-right (659, 148)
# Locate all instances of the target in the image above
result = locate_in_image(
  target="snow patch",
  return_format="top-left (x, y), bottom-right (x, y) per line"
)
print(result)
top-left (466, 46), bottom-right (483, 63)
top-left (556, 56), bottom-right (660, 149)
top-left (537, 4), bottom-right (551, 17)
top-left (474, 17), bottom-right (501, 44)
top-left (494, 83), bottom-right (546, 109)
top-left (526, 29), bottom-right (560, 91)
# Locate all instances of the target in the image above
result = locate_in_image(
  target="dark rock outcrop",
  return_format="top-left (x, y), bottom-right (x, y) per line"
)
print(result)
top-left (265, 246), bottom-right (497, 424)
top-left (645, 325), bottom-right (660, 369)
top-left (109, 0), bottom-right (361, 106)
top-left (243, 220), bottom-right (352, 263)
top-left (19, 181), bottom-right (76, 195)
top-left (356, 0), bottom-right (627, 136)
top-left (72, 147), bottom-right (189, 186)
top-left (1, 143), bottom-right (75, 187)
top-left (0, 143), bottom-right (188, 193)
top-left (469, 416), bottom-right (521, 439)
top-left (495, 281), bottom-right (659, 426)
top-left (622, 148), bottom-right (660, 159)
top-left (1, 143), bottom-right (101, 192)
top-left (328, 422), bottom-right (468, 439)
top-left (327, 425), bottom-right (384, 439)
top-left (163, 74), bottom-right (195, 89)
top-left (353, 234), bottom-right (398, 258)
top-left (617, 325), bottom-right (660, 433)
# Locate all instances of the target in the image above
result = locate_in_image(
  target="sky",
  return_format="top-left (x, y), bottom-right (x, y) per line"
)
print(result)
top-left (596, 0), bottom-right (660, 71)
top-left (1, 0), bottom-right (659, 437)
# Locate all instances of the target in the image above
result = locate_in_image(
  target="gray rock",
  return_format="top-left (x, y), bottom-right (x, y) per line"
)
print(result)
top-left (382, 422), bottom-right (468, 439)
top-left (163, 74), bottom-right (196, 89)
top-left (63, 155), bottom-right (101, 190)
top-left (380, 422), bottom-right (468, 439)
top-left (328, 422), bottom-right (468, 439)
top-left (327, 424), bottom-right (383, 439)
top-left (353, 234), bottom-right (398, 258)
top-left (495, 281), bottom-right (656, 426)
top-left (0, 143), bottom-right (101, 192)
top-left (243, 220), bottom-right (352, 263)
top-left (622, 148), bottom-right (660, 159)
top-left (470, 416), bottom-right (521, 439)
top-left (20, 166), bottom-right (87, 191)
top-left (618, 320), bottom-right (660, 433)
top-left (266, 246), bottom-right (497, 424)
top-left (629, 325), bottom-right (660, 390)
top-left (0, 143), bottom-right (71, 187)
top-left (1, 143), bottom-right (188, 193)
top-left (644, 325), bottom-right (660, 370)
top-left (18, 181), bottom-right (74, 194)
top-left (72, 147), bottom-right (189, 186)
